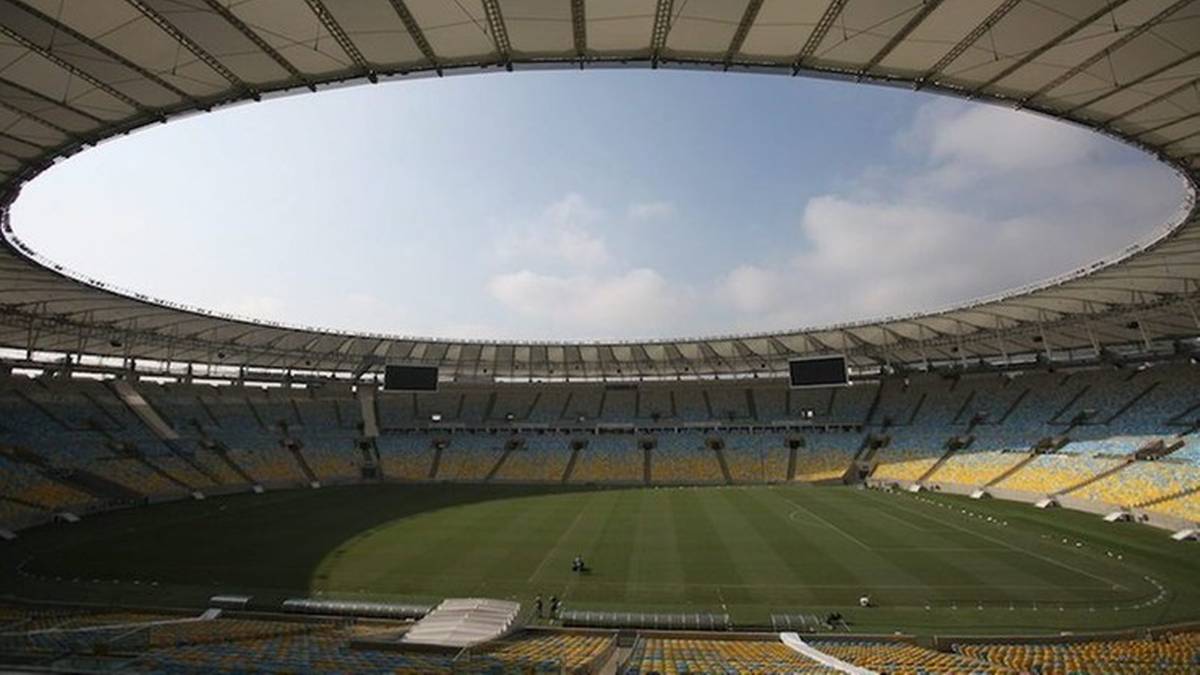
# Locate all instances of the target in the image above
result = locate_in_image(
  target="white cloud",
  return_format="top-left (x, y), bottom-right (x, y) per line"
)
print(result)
top-left (923, 101), bottom-right (1100, 171)
top-left (716, 264), bottom-right (782, 314)
top-left (712, 100), bottom-right (1184, 332)
top-left (627, 200), bottom-right (677, 221)
top-left (497, 193), bottom-right (609, 268)
top-left (487, 268), bottom-right (691, 337)
top-left (220, 295), bottom-right (286, 319)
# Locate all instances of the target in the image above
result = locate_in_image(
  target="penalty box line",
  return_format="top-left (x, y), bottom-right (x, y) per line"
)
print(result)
top-left (781, 497), bottom-right (873, 551)
top-left (867, 490), bottom-right (1129, 591)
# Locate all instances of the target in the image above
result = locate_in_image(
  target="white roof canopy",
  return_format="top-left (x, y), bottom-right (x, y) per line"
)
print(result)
top-left (0, 0), bottom-right (1198, 379)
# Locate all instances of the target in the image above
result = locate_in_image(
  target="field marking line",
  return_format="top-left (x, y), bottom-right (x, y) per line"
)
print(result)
top-left (779, 497), bottom-right (872, 551)
top-left (371, 573), bottom-right (1109, 591)
top-left (871, 547), bottom-right (1010, 552)
top-left (866, 491), bottom-right (1128, 591)
top-left (527, 494), bottom-right (595, 583)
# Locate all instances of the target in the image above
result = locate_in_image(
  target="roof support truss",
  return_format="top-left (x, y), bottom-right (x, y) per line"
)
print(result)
top-left (386, 0), bottom-right (441, 74)
top-left (124, 0), bottom-right (253, 97)
top-left (200, 0), bottom-right (314, 91)
top-left (971, 0), bottom-right (1133, 96)
top-left (302, 0), bottom-right (376, 82)
top-left (1021, 0), bottom-right (1193, 106)
top-left (861, 0), bottom-right (944, 75)
top-left (480, 0), bottom-right (512, 69)
top-left (793, 0), bottom-right (847, 71)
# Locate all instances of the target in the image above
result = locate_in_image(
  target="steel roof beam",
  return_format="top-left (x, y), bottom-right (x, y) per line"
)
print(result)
top-left (650, 0), bottom-right (675, 67)
top-left (480, 0), bottom-right (512, 70)
top-left (0, 130), bottom-right (44, 154)
top-left (861, 0), bottom-right (944, 75)
top-left (0, 0), bottom-right (194, 109)
top-left (1020, 0), bottom-right (1193, 106)
top-left (970, 0), bottom-right (1133, 96)
top-left (303, 0), bottom-right (376, 82)
top-left (1162, 127), bottom-right (1200, 149)
top-left (793, 0), bottom-right (847, 71)
top-left (571, 0), bottom-right (587, 59)
top-left (1107, 74), bottom-right (1200, 125)
top-left (124, 0), bottom-right (255, 98)
top-left (724, 0), bottom-right (764, 68)
top-left (1067, 50), bottom-right (1200, 114)
top-left (200, 0), bottom-right (314, 92)
top-left (0, 76), bottom-right (105, 126)
top-left (918, 0), bottom-right (1021, 86)
top-left (0, 26), bottom-right (151, 118)
top-left (386, 0), bottom-right (441, 75)
top-left (0, 105), bottom-right (67, 149)
top-left (1132, 110), bottom-right (1200, 140)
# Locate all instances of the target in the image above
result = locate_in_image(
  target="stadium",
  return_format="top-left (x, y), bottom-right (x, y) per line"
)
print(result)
top-left (1, 0), bottom-right (1200, 672)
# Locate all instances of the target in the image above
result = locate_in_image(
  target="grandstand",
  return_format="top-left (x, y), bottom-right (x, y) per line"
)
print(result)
top-left (1, 0), bottom-right (1200, 671)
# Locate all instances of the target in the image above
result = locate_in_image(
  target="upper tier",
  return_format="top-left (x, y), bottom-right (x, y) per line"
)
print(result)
top-left (1, 0), bottom-right (1199, 378)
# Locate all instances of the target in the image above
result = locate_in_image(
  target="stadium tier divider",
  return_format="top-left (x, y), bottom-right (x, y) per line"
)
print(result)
top-left (559, 609), bottom-right (730, 631)
top-left (280, 598), bottom-right (432, 620)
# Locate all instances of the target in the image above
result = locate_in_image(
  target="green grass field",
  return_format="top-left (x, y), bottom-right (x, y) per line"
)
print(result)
top-left (3, 483), bottom-right (1198, 635)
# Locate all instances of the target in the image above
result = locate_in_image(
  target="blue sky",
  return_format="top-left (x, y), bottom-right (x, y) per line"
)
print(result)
top-left (11, 69), bottom-right (1185, 340)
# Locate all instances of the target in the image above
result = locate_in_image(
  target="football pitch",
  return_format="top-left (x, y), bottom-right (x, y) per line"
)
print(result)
top-left (3, 483), bottom-right (1198, 635)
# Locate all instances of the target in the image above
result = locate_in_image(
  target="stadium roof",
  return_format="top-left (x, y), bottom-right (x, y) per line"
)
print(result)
top-left (1, 0), bottom-right (1199, 380)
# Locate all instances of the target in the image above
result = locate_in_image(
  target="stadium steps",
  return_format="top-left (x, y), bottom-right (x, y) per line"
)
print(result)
top-left (209, 444), bottom-right (256, 485)
top-left (12, 388), bottom-right (74, 431)
top-left (1056, 457), bottom-right (1136, 497)
top-left (984, 451), bottom-right (1039, 488)
top-left (357, 387), bottom-right (379, 437)
top-left (916, 436), bottom-right (970, 484)
top-left (713, 447), bottom-right (733, 484)
top-left (1134, 483), bottom-right (1200, 508)
top-left (56, 467), bottom-right (143, 501)
top-left (1156, 436), bottom-right (1190, 459)
top-left (428, 444), bottom-right (443, 479)
top-left (599, 645), bottom-right (632, 675)
top-left (1167, 399), bottom-right (1200, 427)
top-left (1105, 381), bottom-right (1160, 425)
top-left (786, 446), bottom-right (798, 481)
top-left (952, 389), bottom-right (976, 424)
top-left (111, 380), bottom-right (178, 440)
top-left (112, 382), bottom-right (220, 485)
top-left (907, 392), bottom-right (928, 424)
top-left (643, 446), bottom-right (652, 485)
top-left (855, 434), bottom-right (888, 463)
top-left (163, 439), bottom-right (222, 485)
top-left (561, 445), bottom-right (581, 483)
top-left (485, 448), bottom-right (513, 482)
top-left (997, 388), bottom-right (1030, 424)
top-left (105, 437), bottom-right (195, 492)
top-left (139, 452), bottom-right (204, 491)
top-left (0, 449), bottom-right (111, 504)
top-left (0, 494), bottom-right (49, 512)
top-left (1050, 384), bottom-right (1091, 425)
top-left (286, 443), bottom-right (319, 484)
top-left (557, 391), bottom-right (575, 421)
top-left (482, 392), bottom-right (497, 422)
top-left (81, 391), bottom-right (128, 431)
top-left (863, 384), bottom-right (884, 425)
top-left (746, 388), bottom-right (757, 421)
top-left (242, 395), bottom-right (270, 431)
top-left (522, 392), bottom-right (540, 421)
